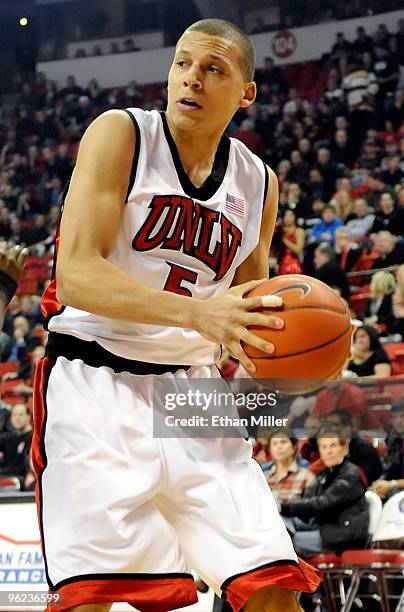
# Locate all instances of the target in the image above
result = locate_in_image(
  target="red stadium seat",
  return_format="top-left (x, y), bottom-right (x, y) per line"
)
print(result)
top-left (0, 477), bottom-right (20, 491)
top-left (0, 362), bottom-right (19, 376)
top-left (339, 550), bottom-right (404, 612)
top-left (384, 343), bottom-right (404, 375)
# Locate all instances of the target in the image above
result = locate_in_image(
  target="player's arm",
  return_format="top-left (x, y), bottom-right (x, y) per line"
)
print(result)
top-left (0, 242), bottom-right (28, 329)
top-left (57, 113), bottom-right (282, 372)
top-left (231, 166), bottom-right (278, 285)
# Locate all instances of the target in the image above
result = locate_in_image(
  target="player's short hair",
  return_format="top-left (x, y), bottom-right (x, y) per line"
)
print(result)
top-left (185, 19), bottom-right (255, 81)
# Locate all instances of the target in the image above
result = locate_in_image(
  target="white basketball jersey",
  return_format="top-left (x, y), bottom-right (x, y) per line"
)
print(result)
top-left (42, 109), bottom-right (269, 365)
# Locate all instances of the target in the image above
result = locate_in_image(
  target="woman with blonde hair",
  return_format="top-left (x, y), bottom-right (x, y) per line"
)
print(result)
top-left (365, 270), bottom-right (396, 329)
top-left (334, 189), bottom-right (353, 222)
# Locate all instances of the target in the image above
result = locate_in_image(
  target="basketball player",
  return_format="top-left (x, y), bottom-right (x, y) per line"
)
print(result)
top-left (0, 241), bottom-right (28, 327)
top-left (32, 19), bottom-right (320, 612)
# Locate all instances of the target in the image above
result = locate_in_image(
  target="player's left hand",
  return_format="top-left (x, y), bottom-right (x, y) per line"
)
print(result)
top-left (0, 241), bottom-right (29, 284)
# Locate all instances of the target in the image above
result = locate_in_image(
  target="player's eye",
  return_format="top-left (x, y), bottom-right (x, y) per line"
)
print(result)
top-left (207, 65), bottom-right (222, 73)
top-left (176, 60), bottom-right (187, 67)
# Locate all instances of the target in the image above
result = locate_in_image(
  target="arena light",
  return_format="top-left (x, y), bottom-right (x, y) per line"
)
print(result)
top-left (19, 17), bottom-right (29, 27)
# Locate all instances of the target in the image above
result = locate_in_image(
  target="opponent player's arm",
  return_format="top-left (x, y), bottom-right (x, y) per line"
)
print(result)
top-left (0, 242), bottom-right (28, 329)
top-left (231, 166), bottom-right (278, 286)
top-left (57, 112), bottom-right (282, 371)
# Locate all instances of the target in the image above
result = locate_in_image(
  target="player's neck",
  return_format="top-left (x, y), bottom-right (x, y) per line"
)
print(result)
top-left (166, 115), bottom-right (223, 186)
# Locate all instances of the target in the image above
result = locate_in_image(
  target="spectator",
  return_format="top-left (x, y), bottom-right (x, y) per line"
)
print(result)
top-left (371, 401), bottom-right (404, 499)
top-left (256, 57), bottom-right (287, 94)
top-left (334, 226), bottom-right (362, 273)
top-left (345, 198), bottom-right (375, 239)
top-left (358, 138), bottom-right (382, 171)
top-left (367, 169), bottom-right (396, 210)
top-left (371, 192), bottom-right (404, 236)
top-left (372, 44), bottom-right (400, 100)
top-left (265, 429), bottom-right (315, 505)
top-left (342, 59), bottom-right (378, 110)
top-left (315, 148), bottom-right (341, 201)
top-left (0, 402), bottom-right (32, 482)
top-left (331, 32), bottom-right (352, 58)
top-left (313, 243), bottom-right (350, 299)
top-left (381, 155), bottom-right (403, 187)
top-left (285, 150), bottom-right (309, 185)
top-left (280, 424), bottom-right (369, 555)
top-left (372, 231), bottom-right (404, 270)
top-left (308, 204), bottom-right (344, 245)
top-left (276, 209), bottom-right (304, 275)
top-left (352, 26), bottom-right (374, 56)
top-left (334, 189), bottom-right (353, 222)
top-left (6, 315), bottom-right (41, 363)
top-left (327, 409), bottom-right (382, 486)
top-left (364, 270), bottom-right (396, 329)
top-left (300, 415), bottom-right (321, 466)
top-left (331, 129), bottom-right (356, 169)
top-left (344, 325), bottom-right (391, 378)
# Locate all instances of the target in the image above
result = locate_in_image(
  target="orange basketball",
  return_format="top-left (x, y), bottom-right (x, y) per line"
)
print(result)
top-left (243, 274), bottom-right (353, 393)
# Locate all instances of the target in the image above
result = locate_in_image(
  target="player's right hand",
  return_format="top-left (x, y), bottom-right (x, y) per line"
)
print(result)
top-left (0, 241), bottom-right (29, 284)
top-left (192, 278), bottom-right (284, 373)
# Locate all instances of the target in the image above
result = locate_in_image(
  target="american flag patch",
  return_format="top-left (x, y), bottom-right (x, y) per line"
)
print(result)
top-left (225, 193), bottom-right (245, 217)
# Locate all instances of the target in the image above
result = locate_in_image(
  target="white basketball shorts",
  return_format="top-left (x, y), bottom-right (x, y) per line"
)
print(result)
top-left (32, 333), bottom-right (320, 612)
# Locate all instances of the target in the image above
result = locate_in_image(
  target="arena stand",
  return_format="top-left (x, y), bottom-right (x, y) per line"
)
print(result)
top-left (0, 12), bottom-right (403, 611)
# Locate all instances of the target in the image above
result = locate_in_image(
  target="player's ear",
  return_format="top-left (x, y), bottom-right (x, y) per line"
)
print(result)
top-left (239, 82), bottom-right (256, 108)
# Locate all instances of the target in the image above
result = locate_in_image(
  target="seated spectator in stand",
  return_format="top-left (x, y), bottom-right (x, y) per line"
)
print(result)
top-left (280, 424), bottom-right (369, 555)
top-left (373, 44), bottom-right (399, 100)
top-left (7, 315), bottom-right (41, 363)
top-left (344, 325), bottom-right (391, 378)
top-left (331, 32), bottom-right (352, 58)
top-left (364, 270), bottom-right (396, 329)
top-left (381, 155), bottom-right (403, 187)
top-left (315, 149), bottom-right (341, 201)
top-left (371, 192), bottom-right (404, 236)
top-left (334, 189), bottom-right (353, 223)
top-left (353, 26), bottom-right (374, 56)
top-left (284, 182), bottom-right (310, 223)
top-left (0, 402), bottom-right (32, 484)
top-left (285, 150), bottom-right (309, 186)
top-left (308, 204), bottom-right (344, 245)
top-left (265, 429), bottom-right (315, 505)
top-left (276, 209), bottom-right (304, 275)
top-left (331, 129), bottom-right (356, 169)
top-left (342, 59), bottom-right (378, 110)
top-left (313, 243), bottom-right (350, 300)
top-left (345, 198), bottom-right (375, 239)
top-left (370, 401), bottom-right (404, 500)
top-left (367, 169), bottom-right (396, 210)
top-left (334, 227), bottom-right (362, 273)
top-left (358, 139), bottom-right (381, 171)
top-left (371, 231), bottom-right (404, 270)
top-left (327, 409), bottom-right (382, 486)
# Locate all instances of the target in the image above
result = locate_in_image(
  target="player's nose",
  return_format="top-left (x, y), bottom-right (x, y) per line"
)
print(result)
top-left (184, 67), bottom-right (202, 89)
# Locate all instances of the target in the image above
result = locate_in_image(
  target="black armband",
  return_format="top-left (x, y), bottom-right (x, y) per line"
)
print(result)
top-left (0, 270), bottom-right (18, 306)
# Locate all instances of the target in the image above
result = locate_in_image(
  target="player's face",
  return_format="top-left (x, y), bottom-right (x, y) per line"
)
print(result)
top-left (318, 436), bottom-right (348, 467)
top-left (167, 31), bottom-right (256, 133)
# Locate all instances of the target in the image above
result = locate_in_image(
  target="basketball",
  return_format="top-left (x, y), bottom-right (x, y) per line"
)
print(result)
top-left (243, 274), bottom-right (353, 393)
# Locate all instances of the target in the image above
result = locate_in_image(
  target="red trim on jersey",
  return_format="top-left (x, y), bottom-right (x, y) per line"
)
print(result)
top-left (32, 357), bottom-right (53, 586)
top-left (223, 559), bottom-right (322, 612)
top-left (45, 576), bottom-right (198, 611)
top-left (41, 228), bottom-right (63, 322)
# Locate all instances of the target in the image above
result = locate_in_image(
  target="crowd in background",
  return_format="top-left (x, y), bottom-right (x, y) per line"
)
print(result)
top-left (0, 17), bottom-right (403, 517)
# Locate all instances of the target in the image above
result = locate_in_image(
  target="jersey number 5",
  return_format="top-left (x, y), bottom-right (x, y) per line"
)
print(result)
top-left (164, 262), bottom-right (197, 297)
